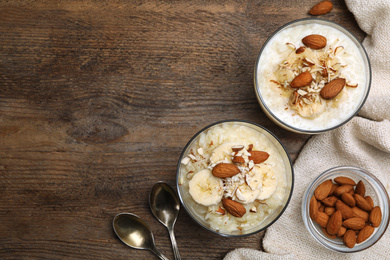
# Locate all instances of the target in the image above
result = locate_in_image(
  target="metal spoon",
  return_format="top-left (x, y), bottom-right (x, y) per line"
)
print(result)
top-left (112, 213), bottom-right (169, 260)
top-left (149, 182), bottom-right (181, 260)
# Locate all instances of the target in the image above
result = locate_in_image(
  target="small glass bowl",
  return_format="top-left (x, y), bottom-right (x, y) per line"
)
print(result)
top-left (254, 18), bottom-right (371, 134)
top-left (176, 120), bottom-right (294, 237)
top-left (302, 166), bottom-right (389, 252)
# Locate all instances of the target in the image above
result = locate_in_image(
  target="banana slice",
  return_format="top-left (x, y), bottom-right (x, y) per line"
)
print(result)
top-left (209, 142), bottom-right (238, 165)
top-left (234, 166), bottom-right (263, 204)
top-left (189, 169), bottom-right (224, 206)
top-left (257, 164), bottom-right (278, 201)
top-left (235, 184), bottom-right (261, 204)
top-left (295, 99), bottom-right (326, 118)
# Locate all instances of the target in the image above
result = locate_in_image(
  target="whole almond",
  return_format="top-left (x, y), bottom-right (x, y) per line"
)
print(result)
top-left (324, 207), bottom-right (336, 216)
top-left (334, 177), bottom-right (356, 186)
top-left (369, 206), bottom-right (382, 227)
top-left (222, 198), bottom-right (246, 217)
top-left (351, 206), bottom-right (369, 222)
top-left (341, 192), bottom-right (356, 207)
top-left (334, 184), bottom-right (354, 197)
top-left (355, 180), bottom-right (366, 197)
top-left (343, 230), bottom-right (356, 248)
top-left (337, 226), bottom-right (347, 237)
top-left (232, 156), bottom-right (245, 164)
top-left (212, 163), bottom-right (240, 178)
top-left (315, 212), bottom-right (329, 228)
top-left (310, 195), bottom-right (319, 219)
top-left (327, 210), bottom-right (342, 235)
top-left (343, 217), bottom-right (366, 230)
top-left (319, 204), bottom-right (325, 212)
top-left (248, 151), bottom-right (269, 164)
top-left (314, 179), bottom-right (333, 200)
top-left (365, 196), bottom-right (375, 209)
top-left (357, 225), bottom-right (375, 243)
top-left (336, 200), bottom-right (355, 220)
top-left (309, 1), bottom-right (333, 15)
top-left (320, 78), bottom-right (346, 100)
top-left (302, 34), bottom-right (327, 49)
top-left (322, 196), bottom-right (338, 207)
top-left (354, 194), bottom-right (373, 211)
top-left (290, 71), bottom-right (313, 88)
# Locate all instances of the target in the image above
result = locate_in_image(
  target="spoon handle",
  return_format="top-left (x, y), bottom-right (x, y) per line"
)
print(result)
top-left (168, 226), bottom-right (181, 260)
top-left (150, 245), bottom-right (170, 260)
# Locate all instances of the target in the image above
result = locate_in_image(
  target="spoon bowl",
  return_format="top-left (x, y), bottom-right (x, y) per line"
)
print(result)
top-left (150, 182), bottom-right (181, 260)
top-left (113, 213), bottom-right (169, 260)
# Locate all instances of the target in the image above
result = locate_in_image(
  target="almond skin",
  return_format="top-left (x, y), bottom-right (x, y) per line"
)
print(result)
top-left (321, 196), bottom-right (338, 207)
top-left (324, 207), bottom-right (336, 216)
top-left (296, 46), bottom-right (306, 54)
top-left (322, 227), bottom-right (337, 239)
top-left (343, 217), bottom-right (366, 230)
top-left (314, 179), bottom-right (333, 200)
top-left (357, 225), bottom-right (375, 243)
top-left (369, 206), bottom-right (382, 227)
top-left (320, 78), bottom-right (346, 100)
top-left (334, 176), bottom-right (356, 186)
top-left (315, 212), bottom-right (329, 228)
top-left (365, 196), bottom-right (375, 209)
top-left (354, 194), bottom-right (373, 211)
top-left (232, 156), bottom-right (245, 164)
top-left (334, 184), bottom-right (354, 197)
top-left (302, 34), bottom-right (327, 49)
top-left (337, 226), bottom-right (347, 237)
top-left (309, 1), bottom-right (333, 16)
top-left (336, 200), bottom-right (355, 220)
top-left (290, 71), bottom-right (313, 88)
top-left (355, 180), bottom-right (366, 197)
top-left (351, 206), bottom-right (369, 222)
top-left (248, 151), bottom-right (269, 164)
top-left (341, 192), bottom-right (356, 207)
top-left (343, 230), bottom-right (357, 248)
top-left (212, 163), bottom-right (240, 178)
top-left (309, 195), bottom-right (319, 220)
top-left (327, 210), bottom-right (342, 235)
top-left (222, 198), bottom-right (246, 218)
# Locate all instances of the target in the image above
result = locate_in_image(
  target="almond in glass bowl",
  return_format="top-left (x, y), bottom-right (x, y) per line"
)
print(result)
top-left (302, 166), bottom-right (389, 252)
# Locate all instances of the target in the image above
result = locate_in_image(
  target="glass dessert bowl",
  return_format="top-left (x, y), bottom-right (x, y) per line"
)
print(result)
top-left (176, 120), bottom-right (293, 237)
top-left (302, 166), bottom-right (389, 252)
top-left (254, 18), bottom-right (371, 134)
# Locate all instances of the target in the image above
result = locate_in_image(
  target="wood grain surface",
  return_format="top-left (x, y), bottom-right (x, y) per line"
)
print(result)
top-left (0, 0), bottom-right (365, 259)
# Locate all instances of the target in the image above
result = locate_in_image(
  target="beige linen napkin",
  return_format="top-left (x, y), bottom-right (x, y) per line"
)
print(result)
top-left (225, 0), bottom-right (390, 259)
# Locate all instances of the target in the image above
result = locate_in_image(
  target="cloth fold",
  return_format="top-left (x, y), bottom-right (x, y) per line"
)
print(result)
top-left (225, 0), bottom-right (390, 259)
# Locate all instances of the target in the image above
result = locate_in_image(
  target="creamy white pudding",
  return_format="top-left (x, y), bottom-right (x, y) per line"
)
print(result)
top-left (178, 122), bottom-right (288, 234)
top-left (256, 20), bottom-right (370, 133)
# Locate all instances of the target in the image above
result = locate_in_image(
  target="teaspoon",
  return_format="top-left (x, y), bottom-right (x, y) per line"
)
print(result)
top-left (149, 182), bottom-right (181, 260)
top-left (112, 213), bottom-right (169, 260)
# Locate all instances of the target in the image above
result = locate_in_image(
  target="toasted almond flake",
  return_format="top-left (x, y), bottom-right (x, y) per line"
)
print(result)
top-left (188, 154), bottom-right (197, 161)
top-left (181, 157), bottom-right (190, 165)
top-left (197, 148), bottom-right (204, 155)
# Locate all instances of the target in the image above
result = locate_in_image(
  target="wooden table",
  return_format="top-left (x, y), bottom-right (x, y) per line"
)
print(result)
top-left (0, 1), bottom-right (365, 259)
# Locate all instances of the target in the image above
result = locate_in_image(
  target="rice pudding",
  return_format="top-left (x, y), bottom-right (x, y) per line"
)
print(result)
top-left (255, 19), bottom-right (370, 133)
top-left (177, 122), bottom-right (289, 235)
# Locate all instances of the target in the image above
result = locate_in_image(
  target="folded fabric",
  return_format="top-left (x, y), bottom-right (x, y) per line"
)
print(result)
top-left (225, 0), bottom-right (390, 259)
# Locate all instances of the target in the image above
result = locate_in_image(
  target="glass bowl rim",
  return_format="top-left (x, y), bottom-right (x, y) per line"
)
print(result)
top-left (253, 18), bottom-right (372, 134)
top-left (176, 119), bottom-right (294, 237)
